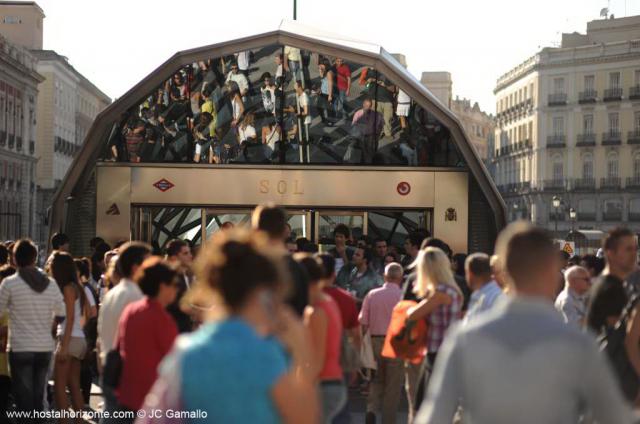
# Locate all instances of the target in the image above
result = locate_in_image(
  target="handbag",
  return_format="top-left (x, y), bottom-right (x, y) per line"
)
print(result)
top-left (599, 294), bottom-right (640, 401)
top-left (382, 300), bottom-right (428, 364)
top-left (102, 344), bottom-right (123, 390)
top-left (360, 331), bottom-right (377, 370)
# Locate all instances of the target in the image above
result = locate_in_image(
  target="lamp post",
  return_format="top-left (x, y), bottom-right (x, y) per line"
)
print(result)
top-left (569, 207), bottom-right (576, 232)
top-left (552, 195), bottom-right (561, 236)
top-left (513, 203), bottom-right (518, 220)
top-left (293, 0), bottom-right (297, 19)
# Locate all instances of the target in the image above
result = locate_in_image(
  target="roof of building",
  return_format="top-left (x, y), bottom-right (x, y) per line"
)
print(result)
top-left (30, 49), bottom-right (111, 103)
top-left (0, 1), bottom-right (45, 16)
top-left (49, 20), bottom-right (505, 233)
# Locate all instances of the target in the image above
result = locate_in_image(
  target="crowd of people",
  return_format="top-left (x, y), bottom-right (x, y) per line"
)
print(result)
top-left (0, 209), bottom-right (638, 423)
top-left (107, 46), bottom-right (455, 167)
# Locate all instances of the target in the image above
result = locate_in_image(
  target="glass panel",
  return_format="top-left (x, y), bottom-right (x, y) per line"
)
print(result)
top-left (143, 207), bottom-right (204, 253)
top-left (204, 210), bottom-right (251, 239)
top-left (367, 210), bottom-right (431, 248)
top-left (287, 212), bottom-right (309, 240)
top-left (103, 42), bottom-right (468, 168)
top-left (316, 212), bottom-right (364, 248)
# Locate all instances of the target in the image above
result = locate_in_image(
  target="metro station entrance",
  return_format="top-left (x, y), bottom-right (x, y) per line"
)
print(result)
top-left (132, 206), bottom-right (432, 253)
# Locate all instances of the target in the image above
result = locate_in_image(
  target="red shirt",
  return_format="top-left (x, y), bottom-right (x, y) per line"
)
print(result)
top-left (335, 64), bottom-right (351, 92)
top-left (116, 298), bottom-right (178, 410)
top-left (324, 286), bottom-right (359, 330)
top-left (316, 297), bottom-right (343, 380)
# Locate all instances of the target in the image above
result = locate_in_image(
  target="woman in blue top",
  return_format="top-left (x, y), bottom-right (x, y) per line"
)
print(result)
top-left (138, 229), bottom-right (318, 424)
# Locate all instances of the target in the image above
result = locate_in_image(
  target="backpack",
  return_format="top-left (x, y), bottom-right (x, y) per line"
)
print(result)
top-left (599, 293), bottom-right (640, 401)
top-left (381, 300), bottom-right (428, 364)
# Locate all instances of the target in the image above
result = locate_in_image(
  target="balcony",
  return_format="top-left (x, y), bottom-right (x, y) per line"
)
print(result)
top-left (577, 212), bottom-right (596, 221)
top-left (602, 212), bottom-right (623, 222)
top-left (573, 178), bottom-right (595, 191)
top-left (600, 177), bottom-right (621, 189)
top-left (547, 135), bottom-right (566, 148)
top-left (602, 131), bottom-right (622, 145)
top-left (629, 85), bottom-right (640, 100)
top-left (578, 90), bottom-right (597, 103)
top-left (628, 130), bottom-right (640, 145)
top-left (629, 212), bottom-right (640, 222)
top-left (544, 179), bottom-right (566, 191)
top-left (576, 133), bottom-right (596, 146)
top-left (627, 177), bottom-right (640, 190)
top-left (603, 87), bottom-right (623, 101)
top-left (548, 93), bottom-right (567, 106)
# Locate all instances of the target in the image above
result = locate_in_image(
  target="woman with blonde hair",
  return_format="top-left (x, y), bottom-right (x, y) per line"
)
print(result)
top-left (405, 247), bottom-right (463, 417)
top-left (407, 246), bottom-right (463, 364)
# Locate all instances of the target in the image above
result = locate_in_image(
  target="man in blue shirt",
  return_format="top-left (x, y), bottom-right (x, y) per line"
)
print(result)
top-left (417, 223), bottom-right (633, 424)
top-left (464, 253), bottom-right (503, 324)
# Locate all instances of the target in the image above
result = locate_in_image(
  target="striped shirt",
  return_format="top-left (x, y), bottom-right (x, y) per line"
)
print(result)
top-left (0, 273), bottom-right (65, 352)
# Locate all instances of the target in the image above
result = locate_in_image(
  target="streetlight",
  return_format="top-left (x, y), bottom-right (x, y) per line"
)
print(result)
top-left (552, 196), bottom-right (561, 235)
top-left (569, 207), bottom-right (576, 232)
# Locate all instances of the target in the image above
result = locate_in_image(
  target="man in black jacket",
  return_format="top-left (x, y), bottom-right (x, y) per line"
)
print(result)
top-left (165, 239), bottom-right (194, 333)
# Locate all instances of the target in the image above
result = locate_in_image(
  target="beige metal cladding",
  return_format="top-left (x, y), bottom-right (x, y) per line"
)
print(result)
top-left (49, 21), bottom-right (505, 244)
top-left (97, 164), bottom-right (470, 253)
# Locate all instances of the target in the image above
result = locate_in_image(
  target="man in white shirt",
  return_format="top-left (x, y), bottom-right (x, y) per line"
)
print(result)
top-left (0, 239), bottom-right (65, 413)
top-left (225, 62), bottom-right (249, 98)
top-left (555, 265), bottom-right (591, 327)
top-left (97, 242), bottom-right (150, 416)
top-left (417, 223), bottom-right (633, 424)
top-left (464, 253), bottom-right (503, 324)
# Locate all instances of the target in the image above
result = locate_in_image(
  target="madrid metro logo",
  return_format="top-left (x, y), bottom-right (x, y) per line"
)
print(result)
top-left (397, 182), bottom-right (411, 196)
top-left (153, 178), bottom-right (175, 192)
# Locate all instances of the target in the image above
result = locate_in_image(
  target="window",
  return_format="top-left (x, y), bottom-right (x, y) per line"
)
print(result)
top-left (553, 78), bottom-right (565, 94)
top-left (582, 153), bottom-right (593, 179)
top-left (528, 122), bottom-right (533, 140)
top-left (609, 72), bottom-right (621, 89)
top-left (3, 16), bottom-right (21, 24)
top-left (583, 114), bottom-right (593, 134)
top-left (584, 75), bottom-right (595, 91)
top-left (634, 153), bottom-right (640, 179)
top-left (102, 43), bottom-right (465, 167)
top-left (603, 199), bottom-right (623, 219)
top-left (524, 86), bottom-right (528, 99)
top-left (607, 151), bottom-right (619, 178)
top-left (553, 116), bottom-right (564, 136)
top-left (635, 70), bottom-right (640, 86)
top-left (553, 155), bottom-right (563, 181)
top-left (635, 111), bottom-right (640, 131)
top-left (609, 113), bottom-right (620, 133)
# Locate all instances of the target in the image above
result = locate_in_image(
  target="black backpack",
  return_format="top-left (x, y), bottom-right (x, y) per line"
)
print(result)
top-left (599, 293), bottom-right (640, 401)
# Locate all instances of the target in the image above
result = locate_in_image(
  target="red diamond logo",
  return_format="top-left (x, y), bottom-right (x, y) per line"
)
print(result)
top-left (153, 178), bottom-right (174, 192)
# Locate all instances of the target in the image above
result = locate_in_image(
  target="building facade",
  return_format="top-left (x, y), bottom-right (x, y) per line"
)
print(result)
top-left (493, 15), bottom-right (640, 237)
top-left (451, 97), bottom-right (494, 160)
top-left (0, 33), bottom-right (43, 240)
top-left (421, 72), bottom-right (494, 160)
top-left (0, 1), bottom-right (110, 245)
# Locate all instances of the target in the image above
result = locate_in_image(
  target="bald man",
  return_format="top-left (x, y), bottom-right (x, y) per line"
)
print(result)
top-left (359, 263), bottom-right (404, 424)
top-left (555, 265), bottom-right (591, 327)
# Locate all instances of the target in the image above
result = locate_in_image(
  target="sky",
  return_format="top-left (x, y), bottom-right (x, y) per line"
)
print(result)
top-left (33, 0), bottom-right (640, 114)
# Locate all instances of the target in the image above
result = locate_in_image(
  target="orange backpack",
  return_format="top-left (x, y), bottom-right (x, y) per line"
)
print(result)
top-left (381, 300), bottom-right (428, 364)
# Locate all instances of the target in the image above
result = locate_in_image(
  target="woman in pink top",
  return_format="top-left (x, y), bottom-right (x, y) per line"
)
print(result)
top-left (296, 254), bottom-right (345, 424)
